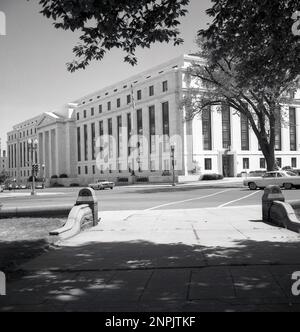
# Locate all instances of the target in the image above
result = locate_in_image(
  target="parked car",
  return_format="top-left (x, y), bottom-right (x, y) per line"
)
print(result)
top-left (88, 180), bottom-right (115, 190)
top-left (244, 171), bottom-right (300, 190)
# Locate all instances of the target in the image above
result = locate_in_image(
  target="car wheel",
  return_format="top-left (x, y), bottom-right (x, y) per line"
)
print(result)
top-left (284, 183), bottom-right (293, 190)
top-left (249, 182), bottom-right (257, 190)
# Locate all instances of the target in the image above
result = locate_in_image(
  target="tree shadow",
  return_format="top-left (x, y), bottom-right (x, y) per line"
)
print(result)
top-left (1, 236), bottom-right (300, 312)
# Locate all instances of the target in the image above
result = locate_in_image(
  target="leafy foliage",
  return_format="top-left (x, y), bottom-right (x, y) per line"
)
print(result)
top-left (38, 0), bottom-right (190, 72)
top-left (184, 0), bottom-right (300, 171)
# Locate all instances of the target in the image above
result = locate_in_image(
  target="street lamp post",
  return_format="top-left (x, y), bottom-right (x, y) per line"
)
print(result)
top-left (171, 145), bottom-right (176, 187)
top-left (27, 138), bottom-right (38, 196)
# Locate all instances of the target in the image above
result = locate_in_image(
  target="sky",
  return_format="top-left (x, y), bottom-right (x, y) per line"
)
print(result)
top-left (0, 0), bottom-right (212, 151)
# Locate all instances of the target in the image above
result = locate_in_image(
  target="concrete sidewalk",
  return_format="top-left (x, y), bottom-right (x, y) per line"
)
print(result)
top-left (1, 206), bottom-right (300, 312)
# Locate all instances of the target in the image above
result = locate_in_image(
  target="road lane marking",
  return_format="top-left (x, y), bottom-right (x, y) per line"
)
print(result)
top-left (217, 191), bottom-right (260, 208)
top-left (144, 189), bottom-right (234, 211)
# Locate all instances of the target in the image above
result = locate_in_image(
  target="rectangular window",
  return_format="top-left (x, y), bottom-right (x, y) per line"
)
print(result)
top-left (91, 107), bottom-right (94, 116)
top-left (202, 107), bottom-right (212, 151)
top-left (275, 119), bottom-right (282, 151)
top-left (99, 121), bottom-right (104, 159)
top-left (108, 118), bottom-right (113, 159)
top-left (127, 113), bottom-right (132, 157)
top-left (107, 101), bottom-right (111, 111)
top-left (137, 109), bottom-right (143, 135)
top-left (77, 113), bottom-right (80, 121)
top-left (137, 90), bottom-right (142, 100)
top-left (162, 102), bottom-right (170, 152)
top-left (241, 113), bottom-right (250, 151)
top-left (149, 106), bottom-right (156, 154)
top-left (78, 166), bottom-right (81, 175)
top-left (127, 95), bottom-right (131, 105)
top-left (222, 104), bottom-right (231, 149)
top-left (205, 158), bottom-right (212, 170)
top-left (117, 116), bottom-right (122, 158)
top-left (92, 165), bottom-right (96, 175)
top-left (85, 166), bottom-right (88, 175)
top-left (289, 107), bottom-right (297, 151)
top-left (84, 110), bottom-right (87, 118)
top-left (162, 81), bottom-right (168, 92)
top-left (276, 158), bottom-right (282, 168)
top-left (292, 158), bottom-right (297, 168)
top-left (99, 105), bottom-right (102, 114)
top-left (260, 158), bottom-right (266, 169)
top-left (117, 98), bottom-right (121, 108)
top-left (84, 124), bottom-right (88, 161)
top-left (149, 85), bottom-right (154, 96)
top-left (91, 123), bottom-right (96, 160)
top-left (243, 158), bottom-right (250, 170)
top-left (77, 127), bottom-right (81, 162)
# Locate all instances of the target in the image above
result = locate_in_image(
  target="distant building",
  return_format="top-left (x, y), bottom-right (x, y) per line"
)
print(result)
top-left (0, 149), bottom-right (7, 173)
top-left (6, 55), bottom-right (300, 185)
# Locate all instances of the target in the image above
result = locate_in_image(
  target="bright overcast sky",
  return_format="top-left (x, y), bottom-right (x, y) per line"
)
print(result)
top-left (0, 0), bottom-right (212, 151)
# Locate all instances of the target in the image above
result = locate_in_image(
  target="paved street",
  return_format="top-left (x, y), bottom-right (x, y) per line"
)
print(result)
top-left (1, 182), bottom-right (300, 211)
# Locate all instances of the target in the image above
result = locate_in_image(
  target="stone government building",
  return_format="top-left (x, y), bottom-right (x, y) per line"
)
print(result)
top-left (6, 55), bottom-right (300, 186)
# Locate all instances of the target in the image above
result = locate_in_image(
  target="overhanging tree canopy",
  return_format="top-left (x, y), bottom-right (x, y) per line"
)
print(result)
top-left (184, 0), bottom-right (300, 172)
top-left (38, 0), bottom-right (190, 72)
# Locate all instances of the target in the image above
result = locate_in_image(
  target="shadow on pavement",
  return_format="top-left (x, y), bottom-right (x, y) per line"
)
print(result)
top-left (1, 237), bottom-right (300, 312)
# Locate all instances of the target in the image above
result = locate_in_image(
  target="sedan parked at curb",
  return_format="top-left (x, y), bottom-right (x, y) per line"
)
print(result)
top-left (88, 180), bottom-right (115, 190)
top-left (244, 171), bottom-right (300, 190)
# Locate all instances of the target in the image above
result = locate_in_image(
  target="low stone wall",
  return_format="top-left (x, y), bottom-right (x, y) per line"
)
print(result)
top-left (269, 201), bottom-right (300, 234)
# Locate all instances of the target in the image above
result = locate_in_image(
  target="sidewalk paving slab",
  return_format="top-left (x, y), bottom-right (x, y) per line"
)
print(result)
top-left (1, 206), bottom-right (300, 312)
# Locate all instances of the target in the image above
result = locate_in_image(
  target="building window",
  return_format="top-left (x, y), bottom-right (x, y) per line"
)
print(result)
top-left (241, 113), bottom-right (250, 151)
top-left (289, 107), bottom-right (297, 151)
top-left (117, 98), bottom-right (121, 108)
top-left (127, 113), bottom-right (132, 157)
top-left (162, 80), bottom-right (168, 92)
top-left (127, 95), bottom-right (131, 105)
top-left (243, 158), bottom-right (250, 170)
top-left (107, 101), bottom-right (111, 111)
top-left (275, 119), bottom-right (282, 151)
top-left (108, 118), bottom-right (113, 159)
top-left (91, 107), bottom-right (94, 116)
top-left (85, 166), bottom-right (88, 175)
top-left (84, 124), bottom-right (88, 161)
top-left (202, 107), bottom-right (212, 151)
top-left (137, 109), bottom-right (143, 135)
top-left (222, 104), bottom-right (231, 149)
top-left (84, 110), bottom-right (87, 118)
top-left (205, 158), bottom-right (212, 170)
top-left (77, 127), bottom-right (81, 162)
top-left (260, 158), bottom-right (266, 169)
top-left (149, 106), bottom-right (156, 154)
top-left (137, 90), bottom-right (142, 101)
top-left (162, 102), bottom-right (170, 152)
top-left (99, 121), bottom-right (104, 159)
top-left (149, 85), bottom-right (154, 97)
top-left (292, 158), bottom-right (297, 168)
top-left (276, 158), bottom-right (282, 168)
top-left (77, 113), bottom-right (80, 121)
top-left (117, 116), bottom-right (122, 158)
top-left (92, 165), bottom-right (96, 175)
top-left (78, 166), bottom-right (81, 175)
top-left (91, 123), bottom-right (96, 160)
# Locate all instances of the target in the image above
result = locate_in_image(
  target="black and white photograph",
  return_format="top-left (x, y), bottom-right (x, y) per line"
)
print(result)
top-left (0, 0), bottom-right (300, 315)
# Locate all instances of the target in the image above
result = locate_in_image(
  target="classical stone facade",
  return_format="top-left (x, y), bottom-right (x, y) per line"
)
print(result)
top-left (6, 55), bottom-right (300, 185)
